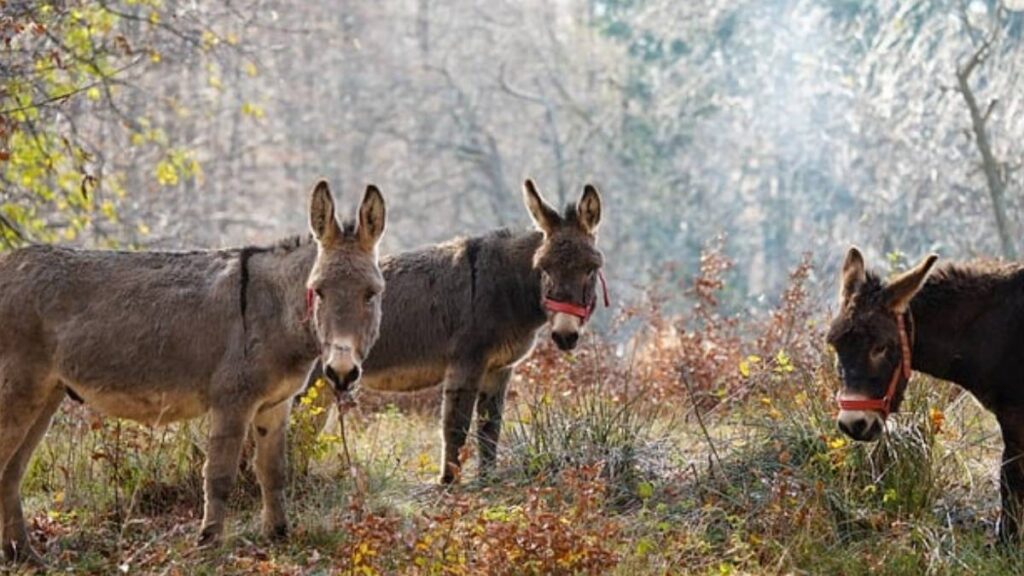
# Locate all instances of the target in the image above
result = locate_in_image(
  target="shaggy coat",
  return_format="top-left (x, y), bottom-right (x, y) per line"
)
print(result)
top-left (309, 180), bottom-right (606, 482)
top-left (829, 248), bottom-right (1024, 541)
top-left (0, 181), bottom-right (386, 563)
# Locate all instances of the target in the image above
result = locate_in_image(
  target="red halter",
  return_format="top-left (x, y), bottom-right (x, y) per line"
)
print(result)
top-left (542, 270), bottom-right (610, 323)
top-left (302, 287), bottom-right (315, 324)
top-left (836, 314), bottom-right (913, 417)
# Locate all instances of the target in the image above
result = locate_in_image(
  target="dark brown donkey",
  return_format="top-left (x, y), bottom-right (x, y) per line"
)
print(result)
top-left (828, 247), bottom-right (1024, 541)
top-left (307, 179), bottom-right (606, 483)
top-left (0, 181), bottom-right (386, 563)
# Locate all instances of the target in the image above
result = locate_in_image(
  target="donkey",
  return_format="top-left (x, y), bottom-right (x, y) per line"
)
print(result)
top-left (305, 179), bottom-right (607, 483)
top-left (828, 246), bottom-right (1024, 541)
top-left (0, 180), bottom-right (386, 563)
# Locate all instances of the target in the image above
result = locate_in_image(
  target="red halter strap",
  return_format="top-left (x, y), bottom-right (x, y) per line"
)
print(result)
top-left (542, 270), bottom-right (610, 323)
top-left (836, 314), bottom-right (913, 417)
top-left (302, 287), bottom-right (315, 324)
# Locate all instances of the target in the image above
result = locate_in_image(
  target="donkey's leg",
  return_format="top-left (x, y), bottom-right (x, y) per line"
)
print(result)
top-left (198, 405), bottom-right (254, 547)
top-left (998, 416), bottom-right (1024, 543)
top-left (439, 363), bottom-right (484, 485)
top-left (252, 401), bottom-right (290, 540)
top-left (476, 367), bottom-right (512, 478)
top-left (0, 381), bottom-right (62, 564)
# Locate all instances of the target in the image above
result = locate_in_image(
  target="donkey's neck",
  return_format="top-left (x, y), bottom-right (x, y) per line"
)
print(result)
top-left (503, 230), bottom-right (547, 328)
top-left (243, 236), bottom-right (320, 367)
top-left (909, 265), bottom-right (1023, 396)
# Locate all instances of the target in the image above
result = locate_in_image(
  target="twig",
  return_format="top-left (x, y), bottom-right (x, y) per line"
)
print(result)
top-left (678, 368), bottom-right (724, 479)
top-left (338, 406), bottom-right (354, 472)
top-left (0, 59), bottom-right (144, 115)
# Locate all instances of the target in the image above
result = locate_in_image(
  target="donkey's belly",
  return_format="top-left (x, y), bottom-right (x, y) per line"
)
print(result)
top-left (486, 334), bottom-right (538, 370)
top-left (67, 384), bottom-right (207, 425)
top-left (360, 365), bottom-right (447, 393)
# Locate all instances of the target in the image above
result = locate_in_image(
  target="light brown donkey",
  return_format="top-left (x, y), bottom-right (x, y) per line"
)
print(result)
top-left (0, 181), bottom-right (386, 563)
top-left (307, 179), bottom-right (606, 483)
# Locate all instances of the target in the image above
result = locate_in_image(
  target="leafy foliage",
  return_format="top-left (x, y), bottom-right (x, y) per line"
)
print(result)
top-left (0, 0), bottom-right (248, 249)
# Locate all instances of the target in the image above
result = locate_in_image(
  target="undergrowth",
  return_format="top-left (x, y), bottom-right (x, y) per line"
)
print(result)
top-left (7, 243), bottom-right (1019, 574)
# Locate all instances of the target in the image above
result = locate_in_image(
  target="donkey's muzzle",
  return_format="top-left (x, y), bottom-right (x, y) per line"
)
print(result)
top-left (323, 364), bottom-right (362, 394)
top-left (550, 312), bottom-right (582, 351)
top-left (837, 411), bottom-right (883, 442)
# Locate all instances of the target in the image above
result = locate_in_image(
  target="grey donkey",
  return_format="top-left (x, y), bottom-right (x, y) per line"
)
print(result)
top-left (305, 179), bottom-right (607, 484)
top-left (0, 180), bottom-right (386, 564)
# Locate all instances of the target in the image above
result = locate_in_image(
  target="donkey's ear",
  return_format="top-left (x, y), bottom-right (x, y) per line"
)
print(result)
top-left (840, 246), bottom-right (866, 304)
top-left (309, 180), bottom-right (341, 247)
top-left (522, 179), bottom-right (560, 235)
top-left (884, 253), bottom-right (939, 313)
top-left (576, 184), bottom-right (602, 235)
top-left (356, 184), bottom-right (386, 254)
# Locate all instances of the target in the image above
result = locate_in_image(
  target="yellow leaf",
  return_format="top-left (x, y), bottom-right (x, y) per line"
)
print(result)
top-left (201, 30), bottom-right (218, 49)
top-left (241, 102), bottom-right (265, 119)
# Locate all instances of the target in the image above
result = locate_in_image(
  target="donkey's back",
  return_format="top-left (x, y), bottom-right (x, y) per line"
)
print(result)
top-left (0, 244), bottom-right (242, 422)
top-left (361, 229), bottom-right (545, 393)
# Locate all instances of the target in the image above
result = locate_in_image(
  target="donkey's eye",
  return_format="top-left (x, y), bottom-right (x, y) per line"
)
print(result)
top-left (364, 289), bottom-right (376, 304)
top-left (314, 288), bottom-right (324, 300)
top-left (870, 343), bottom-right (888, 358)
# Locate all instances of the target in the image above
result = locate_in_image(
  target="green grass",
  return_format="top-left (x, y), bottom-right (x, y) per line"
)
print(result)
top-left (7, 366), bottom-right (1023, 575)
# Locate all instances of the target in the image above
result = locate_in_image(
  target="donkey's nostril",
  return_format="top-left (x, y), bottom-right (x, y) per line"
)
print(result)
top-left (850, 419), bottom-right (867, 438)
top-left (342, 366), bottom-right (361, 387)
top-left (552, 331), bottom-right (579, 350)
top-left (838, 416), bottom-right (868, 439)
top-left (323, 365), bottom-right (340, 388)
top-left (838, 418), bottom-right (854, 438)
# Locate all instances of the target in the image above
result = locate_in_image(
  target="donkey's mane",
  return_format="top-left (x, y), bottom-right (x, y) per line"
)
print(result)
top-left (855, 260), bottom-right (1024, 318)
top-left (560, 201), bottom-right (580, 225)
top-left (848, 261), bottom-right (1024, 317)
top-left (255, 234), bottom-right (313, 253)
top-left (251, 218), bottom-right (356, 254)
top-left (913, 260), bottom-right (1024, 311)
top-left (262, 233), bottom-right (315, 253)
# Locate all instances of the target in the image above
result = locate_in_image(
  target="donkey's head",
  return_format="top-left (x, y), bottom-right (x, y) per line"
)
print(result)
top-left (826, 247), bottom-right (938, 441)
top-left (307, 180), bottom-right (387, 395)
top-left (523, 179), bottom-right (606, 351)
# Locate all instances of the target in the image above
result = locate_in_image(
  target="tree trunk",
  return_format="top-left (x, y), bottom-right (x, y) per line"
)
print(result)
top-left (957, 45), bottom-right (1017, 259)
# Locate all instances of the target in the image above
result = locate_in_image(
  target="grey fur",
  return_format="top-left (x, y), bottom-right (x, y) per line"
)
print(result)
top-left (0, 181), bottom-right (386, 563)
top-left (309, 180), bottom-right (605, 483)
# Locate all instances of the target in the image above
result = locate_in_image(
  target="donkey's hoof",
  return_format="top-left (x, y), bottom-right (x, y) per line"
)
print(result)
top-left (196, 525), bottom-right (223, 549)
top-left (262, 522), bottom-right (289, 541)
top-left (438, 462), bottom-right (462, 486)
top-left (3, 542), bottom-right (44, 567)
